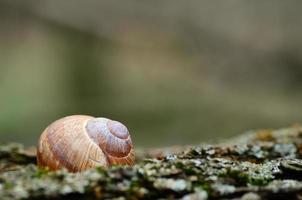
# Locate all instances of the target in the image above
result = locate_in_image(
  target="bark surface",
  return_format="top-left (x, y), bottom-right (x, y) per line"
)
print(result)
top-left (1, 127), bottom-right (302, 200)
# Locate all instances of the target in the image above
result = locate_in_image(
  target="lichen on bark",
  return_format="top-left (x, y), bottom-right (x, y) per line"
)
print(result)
top-left (1, 127), bottom-right (302, 199)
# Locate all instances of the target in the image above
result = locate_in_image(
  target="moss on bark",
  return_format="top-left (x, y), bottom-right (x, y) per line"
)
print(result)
top-left (1, 127), bottom-right (302, 199)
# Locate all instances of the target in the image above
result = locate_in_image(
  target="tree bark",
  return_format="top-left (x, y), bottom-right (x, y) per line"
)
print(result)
top-left (1, 127), bottom-right (302, 199)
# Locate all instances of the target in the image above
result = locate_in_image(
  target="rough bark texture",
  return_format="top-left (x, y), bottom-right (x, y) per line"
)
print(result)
top-left (1, 127), bottom-right (302, 200)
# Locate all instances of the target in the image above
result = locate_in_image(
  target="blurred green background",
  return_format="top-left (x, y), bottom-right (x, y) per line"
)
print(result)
top-left (0, 1), bottom-right (302, 147)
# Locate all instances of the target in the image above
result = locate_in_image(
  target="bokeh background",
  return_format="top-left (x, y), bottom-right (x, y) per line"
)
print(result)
top-left (0, 1), bottom-right (302, 147)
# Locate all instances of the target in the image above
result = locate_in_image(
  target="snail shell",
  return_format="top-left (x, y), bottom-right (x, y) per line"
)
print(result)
top-left (37, 115), bottom-right (135, 172)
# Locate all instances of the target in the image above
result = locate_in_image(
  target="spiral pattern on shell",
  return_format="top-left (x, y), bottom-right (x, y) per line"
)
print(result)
top-left (37, 115), bottom-right (135, 172)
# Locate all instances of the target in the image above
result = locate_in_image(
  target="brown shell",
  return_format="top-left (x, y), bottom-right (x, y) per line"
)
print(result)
top-left (37, 115), bottom-right (135, 172)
